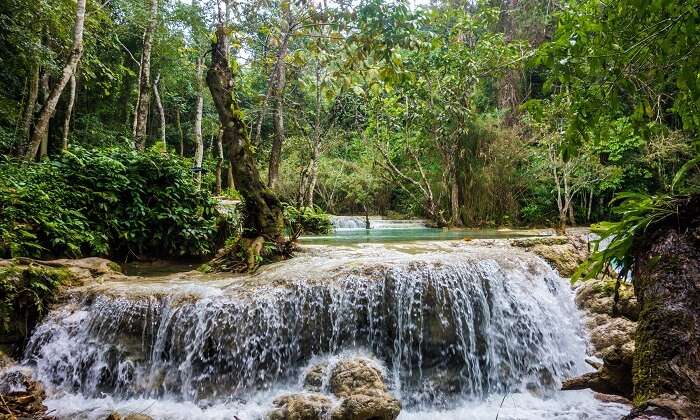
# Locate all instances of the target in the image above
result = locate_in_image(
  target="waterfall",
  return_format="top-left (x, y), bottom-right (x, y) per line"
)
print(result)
top-left (330, 216), bottom-right (428, 230)
top-left (21, 244), bottom-right (627, 419)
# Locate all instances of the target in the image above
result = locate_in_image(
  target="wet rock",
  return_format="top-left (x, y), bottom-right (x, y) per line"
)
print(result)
top-left (594, 392), bottom-right (632, 405)
top-left (569, 272), bottom-right (637, 402)
top-left (329, 359), bottom-right (387, 398)
top-left (510, 235), bottom-right (588, 277)
top-left (330, 394), bottom-right (401, 420)
top-left (303, 363), bottom-right (328, 392)
top-left (267, 393), bottom-right (334, 420)
top-left (328, 359), bottom-right (401, 420)
top-left (0, 368), bottom-right (50, 419)
top-left (562, 344), bottom-right (634, 398)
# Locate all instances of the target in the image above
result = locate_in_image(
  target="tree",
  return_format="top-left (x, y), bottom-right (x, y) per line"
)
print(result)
top-left (132, 0), bottom-right (158, 150)
top-left (24, 0), bottom-right (86, 160)
top-left (206, 25), bottom-right (286, 245)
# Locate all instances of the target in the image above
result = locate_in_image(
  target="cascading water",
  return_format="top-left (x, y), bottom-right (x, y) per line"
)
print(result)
top-left (330, 216), bottom-right (428, 230)
top-left (21, 242), bottom-right (629, 419)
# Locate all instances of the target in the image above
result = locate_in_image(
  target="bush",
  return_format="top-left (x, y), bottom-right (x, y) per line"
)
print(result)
top-left (0, 146), bottom-right (219, 259)
top-left (283, 205), bottom-right (333, 238)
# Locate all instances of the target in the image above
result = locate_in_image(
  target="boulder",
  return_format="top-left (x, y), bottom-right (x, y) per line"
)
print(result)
top-left (562, 344), bottom-right (634, 399)
top-left (330, 394), bottom-right (401, 420)
top-left (303, 363), bottom-right (328, 392)
top-left (329, 359), bottom-right (387, 398)
top-left (0, 368), bottom-right (49, 419)
top-left (267, 393), bottom-right (334, 420)
top-left (510, 235), bottom-right (588, 277)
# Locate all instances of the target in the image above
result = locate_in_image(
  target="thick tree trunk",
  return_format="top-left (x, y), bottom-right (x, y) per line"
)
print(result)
top-left (628, 197), bottom-right (700, 419)
top-left (153, 72), bottom-right (166, 150)
top-left (215, 128), bottom-right (224, 195)
top-left (21, 63), bottom-right (40, 149)
top-left (194, 56), bottom-right (204, 186)
top-left (61, 73), bottom-right (76, 151)
top-left (207, 25), bottom-right (286, 243)
top-left (132, 0), bottom-right (157, 150)
top-left (175, 107), bottom-right (184, 156)
top-left (25, 0), bottom-right (85, 160)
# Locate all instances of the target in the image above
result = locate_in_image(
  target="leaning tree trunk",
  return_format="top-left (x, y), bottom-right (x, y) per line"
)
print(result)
top-left (25, 0), bottom-right (85, 160)
top-left (628, 196), bottom-right (700, 419)
top-left (132, 0), bottom-right (157, 150)
top-left (38, 73), bottom-right (50, 158)
top-left (193, 56), bottom-right (204, 186)
top-left (61, 73), bottom-right (76, 151)
top-left (207, 24), bottom-right (286, 244)
top-left (153, 72), bottom-right (166, 150)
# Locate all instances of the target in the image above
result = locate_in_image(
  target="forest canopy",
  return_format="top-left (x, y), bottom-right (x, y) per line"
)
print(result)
top-left (1, 0), bottom-right (698, 240)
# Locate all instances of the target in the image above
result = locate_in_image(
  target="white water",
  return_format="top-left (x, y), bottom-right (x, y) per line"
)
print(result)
top-left (20, 241), bottom-right (629, 419)
top-left (330, 215), bottom-right (428, 230)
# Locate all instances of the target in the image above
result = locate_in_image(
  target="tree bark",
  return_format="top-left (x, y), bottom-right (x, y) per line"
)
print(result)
top-left (38, 73), bottom-right (50, 158)
top-left (21, 63), bottom-right (40, 148)
top-left (215, 128), bottom-right (224, 195)
top-left (175, 107), bottom-right (184, 156)
top-left (227, 163), bottom-right (235, 190)
top-left (132, 0), bottom-right (158, 150)
top-left (628, 197), bottom-right (700, 419)
top-left (61, 73), bottom-right (77, 151)
top-left (267, 17), bottom-right (291, 189)
top-left (207, 24), bottom-right (286, 243)
top-left (194, 56), bottom-right (204, 186)
top-left (153, 72), bottom-right (166, 150)
top-left (25, 0), bottom-right (86, 160)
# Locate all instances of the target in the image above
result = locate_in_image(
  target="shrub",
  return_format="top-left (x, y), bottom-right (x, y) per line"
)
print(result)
top-left (0, 146), bottom-right (219, 259)
top-left (283, 205), bottom-right (333, 238)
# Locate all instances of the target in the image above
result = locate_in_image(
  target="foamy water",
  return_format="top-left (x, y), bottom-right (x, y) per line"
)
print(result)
top-left (21, 241), bottom-right (629, 419)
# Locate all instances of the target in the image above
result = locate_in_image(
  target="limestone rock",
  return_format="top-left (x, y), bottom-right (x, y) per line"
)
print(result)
top-left (330, 394), bottom-right (401, 420)
top-left (510, 235), bottom-right (588, 277)
top-left (329, 359), bottom-right (387, 398)
top-left (303, 363), bottom-right (328, 392)
top-left (267, 393), bottom-right (334, 420)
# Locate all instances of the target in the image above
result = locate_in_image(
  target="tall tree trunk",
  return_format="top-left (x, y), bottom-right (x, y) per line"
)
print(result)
top-left (194, 56), bottom-right (204, 186)
top-left (25, 0), bottom-right (86, 160)
top-left (132, 0), bottom-right (157, 150)
top-left (215, 128), bottom-right (224, 195)
top-left (207, 24), bottom-right (285, 243)
top-left (153, 72), bottom-right (166, 150)
top-left (175, 107), bottom-right (184, 156)
top-left (21, 63), bottom-right (40, 149)
top-left (38, 72), bottom-right (50, 158)
top-left (266, 21), bottom-right (290, 189)
top-left (61, 73), bottom-right (77, 151)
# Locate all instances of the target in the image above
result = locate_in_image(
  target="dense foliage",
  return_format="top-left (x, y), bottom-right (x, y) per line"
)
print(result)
top-left (0, 0), bottom-right (698, 240)
top-left (0, 148), bottom-right (219, 259)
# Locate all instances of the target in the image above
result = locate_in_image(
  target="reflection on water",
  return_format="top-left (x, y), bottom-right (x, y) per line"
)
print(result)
top-left (301, 227), bottom-right (550, 245)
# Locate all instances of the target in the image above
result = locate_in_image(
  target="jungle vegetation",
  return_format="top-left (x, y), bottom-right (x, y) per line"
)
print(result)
top-left (0, 0), bottom-right (698, 259)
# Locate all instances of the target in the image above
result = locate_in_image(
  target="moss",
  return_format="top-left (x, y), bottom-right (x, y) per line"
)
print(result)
top-left (632, 296), bottom-right (693, 406)
top-left (0, 263), bottom-right (75, 356)
top-left (107, 261), bottom-right (122, 273)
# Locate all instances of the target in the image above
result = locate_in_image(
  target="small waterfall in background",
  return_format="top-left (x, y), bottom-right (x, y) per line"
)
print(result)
top-left (330, 216), bottom-right (428, 230)
top-left (21, 245), bottom-right (629, 419)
